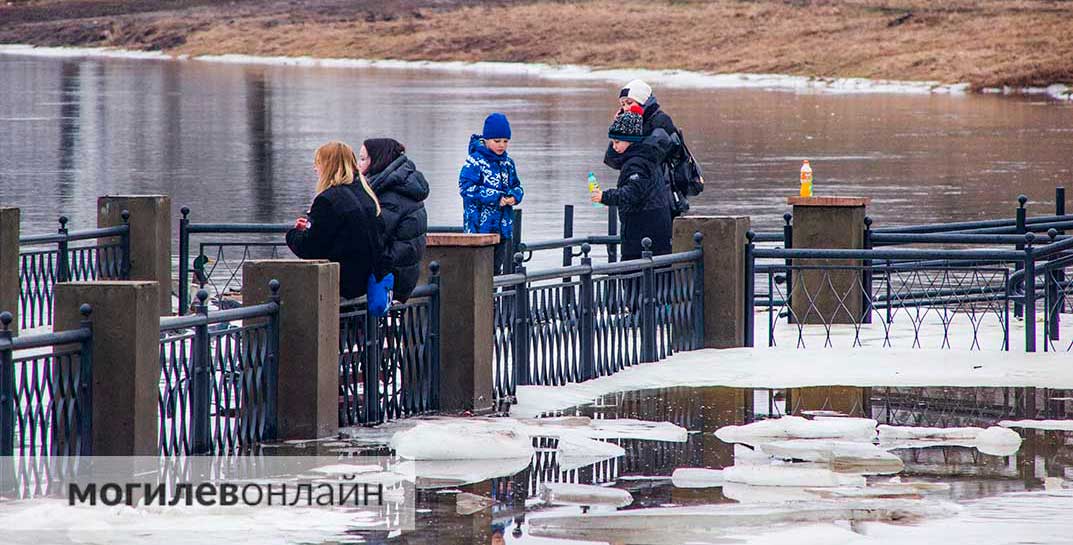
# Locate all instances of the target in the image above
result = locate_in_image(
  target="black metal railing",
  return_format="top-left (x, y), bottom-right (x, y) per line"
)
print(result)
top-left (18, 215), bottom-right (130, 329)
top-left (748, 228), bottom-right (1073, 352)
top-left (493, 235), bottom-right (704, 404)
top-left (157, 284), bottom-right (280, 456)
top-left (339, 264), bottom-right (441, 427)
top-left (177, 207), bottom-right (463, 315)
top-left (1, 305), bottom-right (94, 458)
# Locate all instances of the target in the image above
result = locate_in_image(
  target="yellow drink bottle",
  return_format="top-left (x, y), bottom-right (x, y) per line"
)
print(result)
top-left (800, 160), bottom-right (813, 198)
top-left (588, 172), bottom-right (602, 207)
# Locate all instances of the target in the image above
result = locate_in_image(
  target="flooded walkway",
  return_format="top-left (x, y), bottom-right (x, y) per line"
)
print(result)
top-left (327, 385), bottom-right (1073, 544)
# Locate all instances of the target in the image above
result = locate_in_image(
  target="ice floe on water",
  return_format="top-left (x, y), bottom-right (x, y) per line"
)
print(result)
top-left (389, 421), bottom-right (535, 460)
top-left (527, 499), bottom-right (961, 543)
top-left (716, 416), bottom-right (879, 443)
top-left (670, 468), bottom-right (725, 488)
top-left (539, 483), bottom-right (633, 508)
top-left (999, 419), bottom-right (1073, 432)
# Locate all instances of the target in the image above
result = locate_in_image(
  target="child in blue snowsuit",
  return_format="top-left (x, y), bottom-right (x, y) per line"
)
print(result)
top-left (459, 113), bottom-right (524, 274)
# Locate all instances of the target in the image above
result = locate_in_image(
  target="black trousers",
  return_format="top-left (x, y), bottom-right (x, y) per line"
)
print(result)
top-left (493, 238), bottom-right (512, 275)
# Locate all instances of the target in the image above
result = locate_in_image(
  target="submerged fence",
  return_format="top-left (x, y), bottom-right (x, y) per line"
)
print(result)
top-left (492, 237), bottom-right (704, 404)
top-left (1, 306), bottom-right (94, 458)
top-left (17, 215), bottom-right (130, 329)
top-left (158, 285), bottom-right (281, 456)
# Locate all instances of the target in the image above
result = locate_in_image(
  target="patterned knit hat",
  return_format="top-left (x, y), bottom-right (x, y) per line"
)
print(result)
top-left (608, 104), bottom-right (645, 142)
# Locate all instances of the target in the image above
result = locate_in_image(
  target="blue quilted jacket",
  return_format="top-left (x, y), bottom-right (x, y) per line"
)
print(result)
top-left (458, 134), bottom-right (524, 239)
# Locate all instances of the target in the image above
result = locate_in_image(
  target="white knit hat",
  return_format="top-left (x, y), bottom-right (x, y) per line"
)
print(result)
top-left (620, 79), bottom-right (652, 104)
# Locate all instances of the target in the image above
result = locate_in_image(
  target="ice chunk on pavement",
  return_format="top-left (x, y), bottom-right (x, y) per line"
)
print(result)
top-left (539, 483), bottom-right (634, 508)
top-left (390, 422), bottom-right (534, 460)
top-left (723, 464), bottom-right (866, 488)
top-left (716, 416), bottom-right (877, 444)
top-left (759, 439), bottom-right (904, 475)
top-left (671, 468), bottom-right (724, 488)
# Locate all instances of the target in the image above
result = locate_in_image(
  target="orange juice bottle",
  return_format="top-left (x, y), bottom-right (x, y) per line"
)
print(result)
top-left (799, 160), bottom-right (813, 197)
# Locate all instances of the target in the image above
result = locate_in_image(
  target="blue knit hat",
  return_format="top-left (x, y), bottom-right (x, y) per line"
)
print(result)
top-left (482, 113), bottom-right (512, 140)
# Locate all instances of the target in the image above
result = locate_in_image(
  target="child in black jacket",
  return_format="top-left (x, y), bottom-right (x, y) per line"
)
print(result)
top-left (591, 104), bottom-right (674, 260)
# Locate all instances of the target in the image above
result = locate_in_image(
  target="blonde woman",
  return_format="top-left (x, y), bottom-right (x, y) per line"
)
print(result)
top-left (287, 141), bottom-right (388, 299)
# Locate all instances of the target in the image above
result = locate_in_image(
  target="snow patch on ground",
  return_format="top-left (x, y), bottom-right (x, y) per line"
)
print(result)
top-left (0, 44), bottom-right (985, 97)
top-left (512, 347), bottom-right (1073, 417)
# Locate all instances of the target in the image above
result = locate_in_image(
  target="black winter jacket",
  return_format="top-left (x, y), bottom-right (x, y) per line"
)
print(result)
top-left (601, 129), bottom-right (674, 260)
top-left (368, 155), bottom-right (429, 302)
top-left (286, 184), bottom-right (387, 300)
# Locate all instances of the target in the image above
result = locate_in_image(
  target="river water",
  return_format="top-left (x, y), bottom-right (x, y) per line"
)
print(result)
top-left (2, 53), bottom-right (1073, 249)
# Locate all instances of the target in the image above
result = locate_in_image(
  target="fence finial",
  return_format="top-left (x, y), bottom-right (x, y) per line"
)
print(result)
top-left (693, 231), bottom-right (704, 246)
top-left (864, 216), bottom-right (873, 228)
top-left (0, 311), bottom-right (11, 332)
top-left (58, 216), bottom-right (68, 230)
top-left (1049, 228), bottom-right (1059, 241)
top-left (783, 213), bottom-right (793, 225)
top-left (180, 207), bottom-right (190, 220)
top-left (121, 209), bottom-right (130, 224)
top-left (581, 242), bottom-right (591, 258)
top-left (195, 289), bottom-right (209, 315)
top-left (641, 237), bottom-right (652, 251)
top-left (268, 279), bottom-right (281, 302)
top-left (1024, 232), bottom-right (1036, 246)
top-left (79, 303), bottom-right (92, 319)
top-left (428, 260), bottom-right (440, 276)
top-left (746, 230), bottom-right (756, 243)
top-left (513, 252), bottom-right (524, 268)
top-left (1018, 194), bottom-right (1029, 208)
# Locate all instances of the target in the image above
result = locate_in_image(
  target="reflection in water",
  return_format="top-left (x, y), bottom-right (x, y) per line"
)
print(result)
top-left (3, 55), bottom-right (1073, 269)
top-left (246, 70), bottom-right (276, 224)
top-left (56, 61), bottom-right (79, 205)
top-left (392, 386), bottom-right (1073, 544)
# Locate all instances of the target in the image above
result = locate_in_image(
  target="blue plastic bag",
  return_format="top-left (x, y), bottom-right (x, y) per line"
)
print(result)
top-left (367, 273), bottom-right (394, 317)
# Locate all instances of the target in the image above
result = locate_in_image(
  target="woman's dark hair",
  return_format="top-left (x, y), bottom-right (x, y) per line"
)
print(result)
top-left (363, 138), bottom-right (406, 178)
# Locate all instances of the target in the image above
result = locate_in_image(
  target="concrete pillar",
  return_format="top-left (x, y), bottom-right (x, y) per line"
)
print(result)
top-left (244, 259), bottom-right (339, 440)
top-left (787, 197), bottom-right (870, 324)
top-left (420, 233), bottom-right (498, 414)
top-left (0, 208), bottom-right (17, 336)
top-left (672, 217), bottom-right (750, 348)
top-left (54, 281), bottom-right (160, 456)
top-left (98, 195), bottom-right (172, 314)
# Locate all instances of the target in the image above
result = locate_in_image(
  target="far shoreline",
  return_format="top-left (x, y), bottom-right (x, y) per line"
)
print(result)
top-left (3, 44), bottom-right (1071, 102)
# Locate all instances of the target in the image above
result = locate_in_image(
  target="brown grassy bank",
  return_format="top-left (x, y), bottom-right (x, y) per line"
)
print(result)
top-left (2, 0), bottom-right (1072, 90)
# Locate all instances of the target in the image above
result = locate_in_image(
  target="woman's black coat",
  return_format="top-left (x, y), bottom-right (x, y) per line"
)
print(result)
top-left (600, 129), bottom-right (674, 260)
top-left (367, 155), bottom-right (429, 302)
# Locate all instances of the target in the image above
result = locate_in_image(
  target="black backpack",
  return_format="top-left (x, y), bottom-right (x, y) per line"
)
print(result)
top-left (670, 128), bottom-right (704, 197)
top-left (665, 129), bottom-right (704, 217)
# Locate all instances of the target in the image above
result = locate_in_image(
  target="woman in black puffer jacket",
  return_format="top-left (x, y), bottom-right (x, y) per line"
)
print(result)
top-left (359, 138), bottom-right (429, 302)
